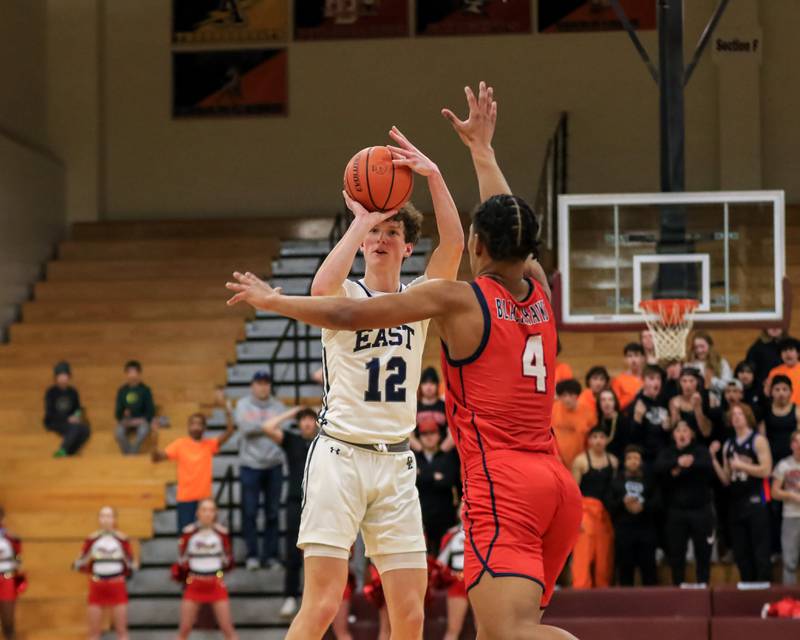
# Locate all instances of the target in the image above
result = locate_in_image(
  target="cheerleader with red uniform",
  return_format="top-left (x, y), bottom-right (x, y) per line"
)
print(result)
top-left (0, 505), bottom-right (25, 640)
top-left (173, 499), bottom-right (238, 640)
top-left (73, 506), bottom-right (133, 640)
top-left (437, 504), bottom-right (471, 640)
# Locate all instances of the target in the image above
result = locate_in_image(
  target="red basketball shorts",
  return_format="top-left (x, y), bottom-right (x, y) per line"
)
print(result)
top-left (0, 575), bottom-right (17, 602)
top-left (88, 576), bottom-right (128, 606)
top-left (462, 449), bottom-right (581, 607)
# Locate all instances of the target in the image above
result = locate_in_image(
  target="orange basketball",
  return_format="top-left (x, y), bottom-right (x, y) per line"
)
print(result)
top-left (344, 146), bottom-right (414, 213)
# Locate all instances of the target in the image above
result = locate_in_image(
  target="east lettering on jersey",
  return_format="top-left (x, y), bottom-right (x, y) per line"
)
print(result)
top-left (354, 325), bottom-right (415, 352)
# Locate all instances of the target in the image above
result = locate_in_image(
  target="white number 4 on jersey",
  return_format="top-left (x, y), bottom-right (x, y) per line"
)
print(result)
top-left (522, 335), bottom-right (547, 392)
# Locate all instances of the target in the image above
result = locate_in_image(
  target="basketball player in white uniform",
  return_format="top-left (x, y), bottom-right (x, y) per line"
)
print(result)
top-left (292, 126), bottom-right (463, 639)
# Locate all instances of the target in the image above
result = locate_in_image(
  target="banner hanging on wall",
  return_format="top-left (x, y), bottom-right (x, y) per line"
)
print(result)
top-left (417, 0), bottom-right (531, 36)
top-left (538, 0), bottom-right (656, 33)
top-left (294, 0), bottom-right (409, 40)
top-left (172, 0), bottom-right (289, 44)
top-left (173, 49), bottom-right (288, 118)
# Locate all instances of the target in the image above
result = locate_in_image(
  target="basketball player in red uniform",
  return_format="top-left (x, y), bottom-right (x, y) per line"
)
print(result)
top-left (228, 82), bottom-right (581, 639)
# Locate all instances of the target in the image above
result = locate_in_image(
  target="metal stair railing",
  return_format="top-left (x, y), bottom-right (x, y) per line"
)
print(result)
top-left (262, 211), bottom-right (348, 403)
top-left (534, 112), bottom-right (568, 268)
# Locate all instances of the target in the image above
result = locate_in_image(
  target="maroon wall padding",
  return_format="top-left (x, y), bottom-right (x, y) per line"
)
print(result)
top-left (349, 593), bottom-right (379, 621)
top-left (712, 586), bottom-right (800, 616)
top-left (546, 617), bottom-right (709, 640)
top-left (544, 587), bottom-right (711, 619)
top-left (711, 618), bottom-right (800, 640)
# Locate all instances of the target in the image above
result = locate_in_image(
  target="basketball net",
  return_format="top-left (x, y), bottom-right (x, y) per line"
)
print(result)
top-left (639, 299), bottom-right (699, 361)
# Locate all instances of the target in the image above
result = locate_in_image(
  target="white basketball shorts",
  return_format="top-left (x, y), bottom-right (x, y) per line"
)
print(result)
top-left (297, 433), bottom-right (426, 558)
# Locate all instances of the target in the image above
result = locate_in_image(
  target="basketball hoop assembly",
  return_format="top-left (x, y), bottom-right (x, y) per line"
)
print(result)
top-left (639, 299), bottom-right (699, 361)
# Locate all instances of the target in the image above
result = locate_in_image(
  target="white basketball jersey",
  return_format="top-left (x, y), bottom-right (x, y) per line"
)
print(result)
top-left (319, 277), bottom-right (429, 445)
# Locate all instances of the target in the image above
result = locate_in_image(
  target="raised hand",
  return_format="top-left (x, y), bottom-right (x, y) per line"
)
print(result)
top-left (387, 126), bottom-right (439, 177)
top-left (226, 271), bottom-right (282, 310)
top-left (442, 80), bottom-right (497, 151)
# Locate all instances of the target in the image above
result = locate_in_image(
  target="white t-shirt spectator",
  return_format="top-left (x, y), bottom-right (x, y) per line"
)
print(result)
top-left (774, 456), bottom-right (800, 518)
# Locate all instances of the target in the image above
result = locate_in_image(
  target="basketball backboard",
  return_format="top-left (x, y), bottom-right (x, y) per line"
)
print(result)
top-left (557, 191), bottom-right (786, 328)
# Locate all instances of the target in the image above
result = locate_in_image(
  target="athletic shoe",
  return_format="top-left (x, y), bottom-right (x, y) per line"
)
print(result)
top-left (245, 557), bottom-right (260, 571)
top-left (53, 449), bottom-right (67, 458)
top-left (280, 597), bottom-right (298, 618)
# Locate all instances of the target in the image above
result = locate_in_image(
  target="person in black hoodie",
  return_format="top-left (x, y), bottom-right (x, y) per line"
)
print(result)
top-left (44, 361), bottom-right (90, 457)
top-left (610, 445), bottom-right (659, 586)
top-left (746, 328), bottom-right (785, 389)
top-left (629, 365), bottom-right (671, 468)
top-left (415, 418), bottom-right (459, 554)
top-left (735, 361), bottom-right (766, 421)
top-left (655, 420), bottom-right (715, 586)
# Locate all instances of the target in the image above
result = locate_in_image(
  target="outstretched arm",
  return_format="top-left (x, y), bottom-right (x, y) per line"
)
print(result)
top-left (388, 127), bottom-right (464, 280)
top-left (442, 81), bottom-right (509, 200)
top-left (227, 271), bottom-right (468, 331)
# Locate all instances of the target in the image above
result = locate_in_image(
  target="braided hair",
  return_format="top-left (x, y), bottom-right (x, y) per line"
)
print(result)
top-left (472, 194), bottom-right (540, 262)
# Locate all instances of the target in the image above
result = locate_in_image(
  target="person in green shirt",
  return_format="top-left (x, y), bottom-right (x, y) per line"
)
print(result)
top-left (114, 360), bottom-right (156, 454)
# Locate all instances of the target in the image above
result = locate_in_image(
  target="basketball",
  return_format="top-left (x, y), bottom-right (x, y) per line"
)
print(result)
top-left (344, 146), bottom-right (414, 213)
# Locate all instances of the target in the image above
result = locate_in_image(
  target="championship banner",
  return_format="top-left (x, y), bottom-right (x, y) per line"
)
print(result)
top-left (172, 49), bottom-right (288, 118)
top-left (417, 0), bottom-right (531, 37)
top-left (295, 0), bottom-right (409, 40)
top-left (172, 0), bottom-right (288, 44)
top-left (538, 0), bottom-right (656, 33)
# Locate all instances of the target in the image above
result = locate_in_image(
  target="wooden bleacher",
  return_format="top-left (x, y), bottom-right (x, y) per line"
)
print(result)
top-left (0, 216), bottom-right (331, 639)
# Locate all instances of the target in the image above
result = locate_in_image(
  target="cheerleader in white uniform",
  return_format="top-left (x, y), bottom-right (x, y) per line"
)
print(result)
top-left (173, 499), bottom-right (237, 640)
top-left (73, 506), bottom-right (133, 640)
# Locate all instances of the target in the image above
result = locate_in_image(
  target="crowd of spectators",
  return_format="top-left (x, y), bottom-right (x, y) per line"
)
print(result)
top-left (550, 328), bottom-right (800, 588)
top-left (29, 326), bottom-right (800, 637)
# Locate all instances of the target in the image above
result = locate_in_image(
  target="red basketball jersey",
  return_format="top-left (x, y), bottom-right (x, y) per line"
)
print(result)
top-left (441, 276), bottom-right (558, 464)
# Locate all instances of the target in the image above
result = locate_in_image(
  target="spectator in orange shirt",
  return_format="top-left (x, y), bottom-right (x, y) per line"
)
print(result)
top-left (767, 338), bottom-right (800, 404)
top-left (578, 366), bottom-right (610, 426)
top-left (553, 379), bottom-right (594, 468)
top-left (152, 392), bottom-right (235, 531)
top-left (611, 343), bottom-right (645, 411)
